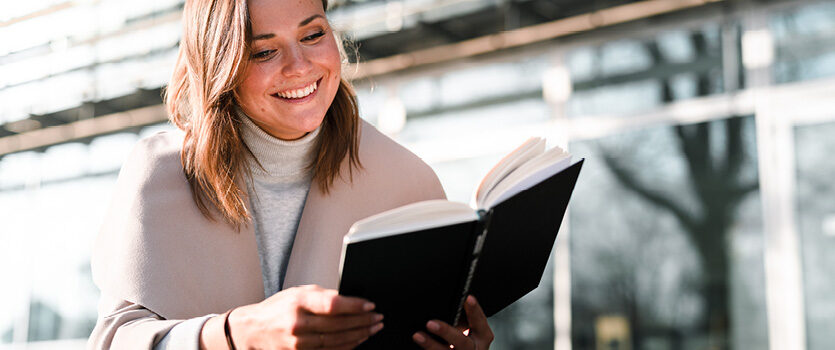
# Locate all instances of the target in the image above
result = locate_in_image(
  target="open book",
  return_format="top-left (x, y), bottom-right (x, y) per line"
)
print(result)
top-left (338, 137), bottom-right (584, 349)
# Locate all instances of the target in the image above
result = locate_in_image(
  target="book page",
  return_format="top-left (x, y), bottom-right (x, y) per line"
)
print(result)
top-left (471, 138), bottom-right (546, 208)
top-left (480, 145), bottom-right (572, 209)
top-left (345, 200), bottom-right (478, 243)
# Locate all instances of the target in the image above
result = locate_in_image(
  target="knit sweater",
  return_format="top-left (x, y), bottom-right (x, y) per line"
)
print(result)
top-left (240, 112), bottom-right (320, 297)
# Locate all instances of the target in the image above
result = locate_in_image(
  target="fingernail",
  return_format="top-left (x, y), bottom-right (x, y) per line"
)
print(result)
top-left (370, 322), bottom-right (384, 333)
top-left (413, 333), bottom-right (426, 343)
top-left (467, 295), bottom-right (477, 306)
top-left (363, 302), bottom-right (375, 311)
top-left (427, 321), bottom-right (440, 331)
top-left (373, 313), bottom-right (384, 322)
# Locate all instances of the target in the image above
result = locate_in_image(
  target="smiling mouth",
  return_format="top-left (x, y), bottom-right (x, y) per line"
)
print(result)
top-left (272, 78), bottom-right (321, 100)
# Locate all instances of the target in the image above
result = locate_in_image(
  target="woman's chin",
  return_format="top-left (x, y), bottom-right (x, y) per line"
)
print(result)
top-left (278, 119), bottom-right (325, 140)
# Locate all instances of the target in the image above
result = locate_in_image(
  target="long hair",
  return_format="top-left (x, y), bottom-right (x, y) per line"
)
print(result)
top-left (164, 0), bottom-right (361, 229)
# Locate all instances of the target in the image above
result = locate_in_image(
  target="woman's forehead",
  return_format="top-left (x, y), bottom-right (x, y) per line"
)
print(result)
top-left (248, 0), bottom-right (326, 30)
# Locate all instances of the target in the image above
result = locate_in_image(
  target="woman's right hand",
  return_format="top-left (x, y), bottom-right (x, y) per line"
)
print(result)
top-left (210, 284), bottom-right (384, 349)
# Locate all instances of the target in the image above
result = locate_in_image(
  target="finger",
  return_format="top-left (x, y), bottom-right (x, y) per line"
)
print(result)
top-left (299, 312), bottom-right (383, 333)
top-left (300, 287), bottom-right (375, 315)
top-left (413, 331), bottom-right (451, 350)
top-left (465, 295), bottom-right (494, 344)
top-left (297, 323), bottom-right (384, 348)
top-left (425, 320), bottom-right (473, 350)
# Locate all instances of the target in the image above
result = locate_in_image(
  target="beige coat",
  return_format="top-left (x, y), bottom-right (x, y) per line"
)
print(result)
top-left (88, 120), bottom-right (446, 349)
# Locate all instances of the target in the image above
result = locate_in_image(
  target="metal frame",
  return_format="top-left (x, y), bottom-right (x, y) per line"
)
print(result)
top-left (0, 0), bottom-right (729, 157)
top-left (0, 2), bottom-right (75, 28)
top-left (347, 0), bottom-right (725, 79)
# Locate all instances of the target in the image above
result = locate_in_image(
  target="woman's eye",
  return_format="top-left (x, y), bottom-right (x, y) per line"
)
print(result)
top-left (251, 50), bottom-right (275, 60)
top-left (303, 31), bottom-right (325, 42)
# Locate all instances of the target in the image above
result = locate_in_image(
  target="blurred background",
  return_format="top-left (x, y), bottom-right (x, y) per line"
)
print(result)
top-left (1, 0), bottom-right (833, 349)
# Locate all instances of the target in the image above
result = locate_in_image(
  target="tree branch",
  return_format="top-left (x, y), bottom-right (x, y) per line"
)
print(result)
top-left (732, 180), bottom-right (759, 197)
top-left (676, 123), bottom-right (719, 215)
top-left (602, 154), bottom-right (698, 231)
top-left (724, 117), bottom-right (745, 179)
top-left (675, 124), bottom-right (712, 181)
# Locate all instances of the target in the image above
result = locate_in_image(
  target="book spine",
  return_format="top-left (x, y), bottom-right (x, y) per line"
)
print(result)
top-left (453, 209), bottom-right (492, 326)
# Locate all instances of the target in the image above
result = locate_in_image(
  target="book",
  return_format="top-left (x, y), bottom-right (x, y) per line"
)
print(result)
top-left (337, 137), bottom-right (584, 349)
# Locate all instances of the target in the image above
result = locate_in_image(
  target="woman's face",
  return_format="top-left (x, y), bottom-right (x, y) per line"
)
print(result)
top-left (236, 0), bottom-right (341, 140)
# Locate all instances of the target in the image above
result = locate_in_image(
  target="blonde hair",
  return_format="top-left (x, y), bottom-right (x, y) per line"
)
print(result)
top-left (164, 0), bottom-right (361, 229)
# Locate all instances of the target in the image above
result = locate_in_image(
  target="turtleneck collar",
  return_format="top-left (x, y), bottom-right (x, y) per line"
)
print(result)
top-left (237, 107), bottom-right (321, 182)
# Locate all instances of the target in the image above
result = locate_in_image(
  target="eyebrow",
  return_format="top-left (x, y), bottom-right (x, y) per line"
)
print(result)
top-left (252, 14), bottom-right (325, 41)
top-left (299, 14), bottom-right (324, 27)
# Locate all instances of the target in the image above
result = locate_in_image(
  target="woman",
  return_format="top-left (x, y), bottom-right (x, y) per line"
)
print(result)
top-left (87, 0), bottom-right (494, 349)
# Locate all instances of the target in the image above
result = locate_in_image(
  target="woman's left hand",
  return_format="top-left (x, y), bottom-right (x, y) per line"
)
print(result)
top-left (412, 295), bottom-right (494, 349)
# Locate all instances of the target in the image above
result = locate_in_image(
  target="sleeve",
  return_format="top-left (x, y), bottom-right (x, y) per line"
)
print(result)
top-left (87, 293), bottom-right (214, 350)
top-left (154, 314), bottom-right (216, 350)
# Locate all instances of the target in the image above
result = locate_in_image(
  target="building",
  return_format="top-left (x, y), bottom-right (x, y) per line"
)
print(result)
top-left (1, 0), bottom-right (833, 349)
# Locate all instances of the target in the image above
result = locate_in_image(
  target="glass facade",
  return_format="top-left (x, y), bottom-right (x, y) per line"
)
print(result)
top-left (0, 127), bottom-right (172, 347)
top-left (794, 121), bottom-right (835, 350)
top-left (568, 117), bottom-right (768, 350)
top-left (566, 22), bottom-right (727, 118)
top-left (772, 2), bottom-right (835, 84)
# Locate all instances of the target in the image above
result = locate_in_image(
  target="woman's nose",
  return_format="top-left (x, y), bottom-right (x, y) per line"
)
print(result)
top-left (281, 45), bottom-right (313, 77)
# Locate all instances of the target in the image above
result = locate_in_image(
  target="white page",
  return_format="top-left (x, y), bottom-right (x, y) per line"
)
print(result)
top-left (471, 138), bottom-right (545, 207)
top-left (481, 147), bottom-right (572, 209)
top-left (345, 200), bottom-right (478, 244)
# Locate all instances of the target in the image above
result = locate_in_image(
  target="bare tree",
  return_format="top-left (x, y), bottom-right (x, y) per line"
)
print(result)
top-left (591, 28), bottom-right (762, 348)
top-left (601, 117), bottom-right (758, 349)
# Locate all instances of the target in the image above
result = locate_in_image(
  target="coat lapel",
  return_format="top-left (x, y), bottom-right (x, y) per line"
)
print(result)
top-left (283, 121), bottom-right (447, 290)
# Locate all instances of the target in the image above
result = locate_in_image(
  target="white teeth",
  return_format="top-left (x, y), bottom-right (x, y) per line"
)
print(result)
top-left (277, 81), bottom-right (318, 99)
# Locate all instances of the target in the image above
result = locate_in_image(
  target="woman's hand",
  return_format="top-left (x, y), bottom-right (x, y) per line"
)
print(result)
top-left (412, 295), bottom-right (494, 350)
top-left (228, 284), bottom-right (384, 349)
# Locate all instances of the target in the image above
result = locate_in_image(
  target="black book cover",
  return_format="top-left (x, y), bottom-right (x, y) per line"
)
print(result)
top-left (338, 159), bottom-right (584, 349)
top-left (339, 220), bottom-right (480, 349)
top-left (468, 159), bottom-right (584, 317)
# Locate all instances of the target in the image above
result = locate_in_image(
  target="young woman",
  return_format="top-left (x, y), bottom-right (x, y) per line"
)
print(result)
top-left (87, 0), bottom-right (495, 349)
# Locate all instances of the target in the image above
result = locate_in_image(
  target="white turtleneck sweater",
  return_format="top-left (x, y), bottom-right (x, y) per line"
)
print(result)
top-left (240, 112), bottom-right (320, 298)
top-left (154, 112), bottom-right (320, 349)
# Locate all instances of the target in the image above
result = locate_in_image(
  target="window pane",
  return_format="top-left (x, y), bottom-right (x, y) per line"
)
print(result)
top-left (772, 2), bottom-right (835, 84)
top-left (568, 116), bottom-right (768, 349)
top-left (0, 129), bottom-right (136, 343)
top-left (19, 176), bottom-right (113, 342)
top-left (794, 121), bottom-right (835, 350)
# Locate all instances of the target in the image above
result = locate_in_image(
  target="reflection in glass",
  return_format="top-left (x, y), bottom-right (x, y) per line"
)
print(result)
top-left (0, 125), bottom-right (149, 343)
top-left (772, 2), bottom-right (835, 84)
top-left (566, 24), bottom-right (725, 118)
top-left (568, 116), bottom-right (767, 350)
top-left (794, 121), bottom-right (835, 350)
